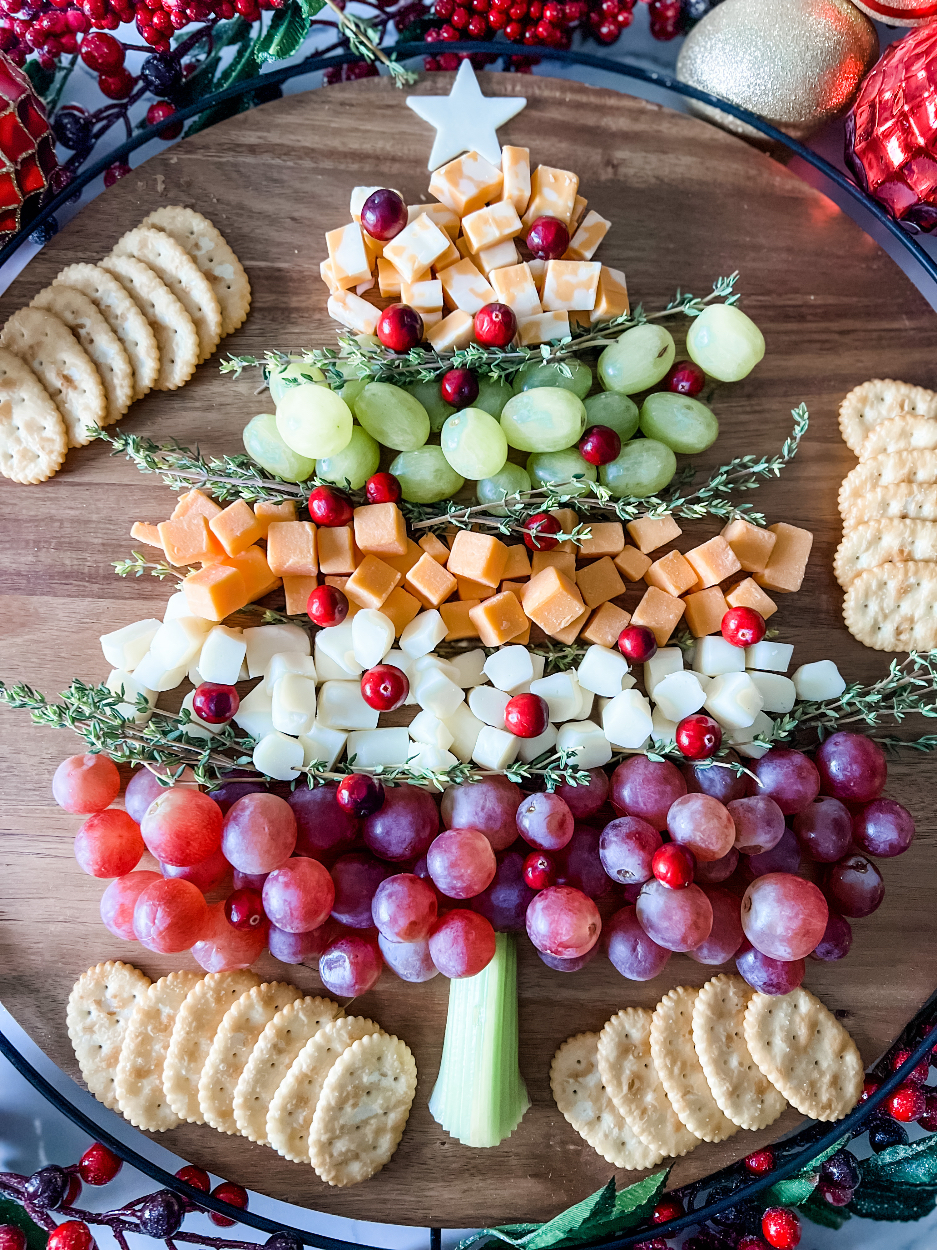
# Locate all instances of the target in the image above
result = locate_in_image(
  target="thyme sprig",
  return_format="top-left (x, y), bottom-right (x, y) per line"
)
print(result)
top-left (113, 551), bottom-right (191, 581)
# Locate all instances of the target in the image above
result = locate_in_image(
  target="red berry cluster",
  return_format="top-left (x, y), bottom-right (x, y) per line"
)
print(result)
top-left (0, 0), bottom-right (94, 71)
top-left (427, 0), bottom-right (586, 51)
top-left (586, 0), bottom-right (634, 45)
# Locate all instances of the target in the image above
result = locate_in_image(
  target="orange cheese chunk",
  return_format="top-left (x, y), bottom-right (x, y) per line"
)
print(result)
top-left (418, 532), bottom-right (450, 564)
top-left (549, 607), bottom-right (589, 644)
top-left (570, 195), bottom-right (588, 232)
top-left (458, 577), bottom-right (496, 602)
top-left (578, 522), bottom-right (625, 559)
top-left (614, 545), bottom-right (653, 581)
top-left (626, 515), bottom-right (682, 554)
top-left (266, 521), bottom-right (318, 577)
top-left (327, 291), bottom-right (380, 336)
top-left (576, 556), bottom-right (627, 610)
top-left (440, 599), bottom-right (481, 641)
top-left (437, 258), bottom-right (496, 315)
top-left (325, 222), bottom-right (371, 288)
top-left (353, 503), bottom-right (408, 557)
top-left (531, 550), bottom-right (577, 581)
top-left (429, 150), bottom-right (503, 216)
top-left (158, 514), bottom-right (224, 567)
top-left (282, 575), bottom-right (318, 616)
top-left (489, 263), bottom-right (542, 318)
top-left (462, 201), bottom-right (523, 254)
top-left (550, 508), bottom-right (579, 555)
top-left (518, 312), bottom-right (570, 345)
top-left (542, 260), bottom-right (601, 312)
top-left (476, 239), bottom-right (520, 275)
top-left (521, 566), bottom-right (584, 634)
top-left (501, 544), bottom-right (532, 580)
top-left (426, 310), bottom-right (475, 352)
top-left (183, 564), bottom-right (248, 622)
top-left (754, 523), bottom-right (813, 593)
top-left (645, 549), bottom-right (698, 598)
top-left (590, 265), bottom-right (630, 324)
top-left (406, 552), bottom-right (458, 607)
top-left (345, 555), bottom-right (401, 609)
top-left (171, 488), bottom-right (222, 522)
top-left (500, 145), bottom-right (531, 215)
top-left (318, 525), bottom-right (359, 574)
top-left (501, 580), bottom-right (526, 597)
top-left (407, 202), bottom-right (461, 240)
top-left (469, 592), bottom-right (528, 646)
top-left (131, 521), bottom-right (162, 549)
top-left (377, 257), bottom-right (402, 299)
top-left (320, 258), bottom-right (343, 296)
top-left (228, 546), bottom-right (280, 601)
top-left (447, 529), bottom-right (509, 587)
top-left (631, 585), bottom-right (685, 646)
top-left (725, 577), bottom-right (778, 619)
top-left (383, 215), bottom-right (451, 285)
top-left (684, 586), bottom-right (730, 638)
top-left (685, 536), bottom-right (742, 590)
top-left (253, 499), bottom-right (297, 539)
top-left (210, 499), bottom-right (265, 557)
top-left (721, 518), bottom-right (777, 574)
top-left (380, 586), bottom-right (422, 636)
top-left (581, 601), bottom-right (632, 648)
top-left (382, 538), bottom-right (424, 578)
top-left (522, 164), bottom-right (579, 228)
top-left (565, 210), bottom-right (610, 262)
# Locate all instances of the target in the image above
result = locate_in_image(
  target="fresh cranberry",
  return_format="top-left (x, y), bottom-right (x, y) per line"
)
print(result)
top-left (761, 1208), bottom-right (800, 1250)
top-left (722, 606), bottom-right (766, 648)
top-left (47, 1225), bottom-right (92, 1250)
top-left (308, 485), bottom-right (353, 527)
top-left (578, 425), bottom-right (621, 467)
top-left (146, 100), bottom-right (181, 140)
top-left (78, 1142), bottom-right (121, 1185)
top-left (307, 584), bottom-right (348, 628)
top-left (208, 1181), bottom-right (247, 1227)
top-left (175, 1164), bottom-right (211, 1193)
top-left (365, 472), bottom-right (401, 504)
top-left (617, 624), bottom-right (657, 663)
top-left (192, 682), bottom-right (239, 724)
top-left (523, 850), bottom-right (556, 889)
top-left (79, 29), bottom-right (123, 70)
top-left (887, 1082), bottom-right (926, 1122)
top-left (474, 301), bottom-right (516, 347)
top-left (652, 842), bottom-right (695, 888)
top-left (63, 1175), bottom-right (82, 1207)
top-left (377, 303), bottom-right (423, 352)
top-left (103, 162), bottom-right (130, 188)
top-left (526, 215), bottom-right (569, 260)
top-left (675, 714), bottom-right (722, 761)
top-left (224, 887), bottom-right (265, 931)
top-left (665, 359), bottom-right (705, 396)
top-left (440, 367), bottom-right (478, 408)
top-left (504, 692), bottom-right (549, 738)
top-left (524, 512), bottom-right (561, 551)
top-left (650, 1197), bottom-right (684, 1223)
top-left (336, 773), bottom-right (385, 818)
top-left (744, 1146), bottom-right (775, 1175)
top-left (360, 188), bottom-right (407, 241)
top-left (890, 1047), bottom-right (930, 1085)
top-left (360, 664), bottom-right (409, 711)
top-left (737, 1239), bottom-right (769, 1250)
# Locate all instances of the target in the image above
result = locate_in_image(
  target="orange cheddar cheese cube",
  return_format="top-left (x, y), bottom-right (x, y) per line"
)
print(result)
top-left (426, 310), bottom-right (474, 352)
top-left (418, 532), bottom-right (450, 564)
top-left (501, 580), bottom-right (527, 596)
top-left (283, 575), bottom-right (318, 617)
top-left (469, 591), bottom-right (528, 647)
top-left (407, 201), bottom-right (461, 240)
top-left (645, 549), bottom-right (698, 598)
top-left (183, 564), bottom-right (248, 622)
top-left (462, 201), bottom-right (523, 254)
top-left (158, 514), bottom-right (224, 567)
top-left (383, 215), bottom-right (451, 285)
top-left (318, 525), bottom-right (359, 574)
top-left (458, 577), bottom-right (496, 601)
top-left (581, 601), bottom-right (632, 648)
top-left (500, 145), bottom-right (530, 215)
top-left (578, 522), bottom-right (625, 558)
top-left (353, 503), bottom-right (408, 557)
top-left (429, 151), bottom-right (503, 216)
top-left (171, 488), bottom-right (221, 522)
top-left (489, 263), bottom-right (542, 319)
top-left (565, 210), bottom-right (610, 262)
top-left (518, 312), bottom-right (570, 345)
top-left (614, 546), bottom-right (653, 581)
top-left (548, 508), bottom-right (579, 555)
top-left (513, 618), bottom-right (532, 645)
top-left (440, 599), bottom-right (481, 641)
top-left (344, 555), bottom-right (401, 609)
top-left (521, 567), bottom-right (584, 634)
top-left (380, 586), bottom-right (421, 636)
top-left (531, 550), bottom-right (577, 581)
top-left (590, 266), bottom-right (630, 324)
top-left (501, 544), bottom-right (531, 580)
top-left (131, 521), bottom-right (162, 549)
top-left (377, 257), bottom-right (402, 299)
top-left (447, 529), bottom-right (509, 588)
top-left (684, 586), bottom-right (730, 638)
top-left (477, 239), bottom-right (520, 275)
top-left (266, 521), bottom-right (318, 577)
top-left (721, 518), bottom-right (777, 574)
top-left (754, 523), bottom-right (813, 593)
top-left (253, 499), bottom-right (297, 539)
top-left (522, 165), bottom-right (579, 228)
top-left (325, 222), bottom-right (372, 289)
top-left (631, 585), bottom-right (685, 647)
top-left (549, 607), bottom-right (589, 644)
top-left (626, 515), bottom-right (682, 554)
top-left (725, 577), bottom-right (778, 619)
top-left (406, 553), bottom-right (458, 607)
top-left (382, 538), bottom-right (424, 578)
top-left (437, 258), bottom-right (496, 315)
top-left (576, 556), bottom-right (626, 610)
top-left (228, 546), bottom-right (280, 601)
top-left (542, 259), bottom-right (601, 312)
top-left (210, 499), bottom-right (265, 557)
top-left (327, 291), bottom-right (380, 337)
top-left (685, 535), bottom-right (742, 590)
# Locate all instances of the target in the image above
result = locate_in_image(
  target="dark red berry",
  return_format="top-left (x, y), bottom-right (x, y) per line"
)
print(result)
top-left (360, 664), bottom-right (409, 712)
top-left (675, 714), bottom-right (722, 761)
top-left (192, 683), bottom-right (239, 724)
top-left (336, 772), bottom-right (385, 818)
top-left (665, 359), bottom-right (705, 396)
top-left (890, 1047), bottom-right (930, 1085)
top-left (78, 1143), bottom-right (122, 1186)
top-left (63, 1175), bottom-right (82, 1207)
top-left (175, 1164), bottom-right (211, 1194)
top-left (365, 472), bottom-right (401, 504)
top-left (526, 215), bottom-right (569, 260)
top-left (377, 303), bottom-right (423, 353)
top-left (744, 1146), bottom-right (775, 1175)
top-left (579, 424), bottom-right (621, 466)
top-left (440, 367), bottom-right (478, 408)
top-left (308, 484), bottom-right (353, 527)
top-left (0, 1229), bottom-right (27, 1250)
top-left (79, 29), bottom-right (123, 71)
top-left (209, 1181), bottom-right (248, 1227)
top-left (523, 850), bottom-right (556, 889)
top-left (651, 842), bottom-right (695, 889)
top-left (146, 100), bottom-right (181, 139)
top-left (722, 606), bottom-right (766, 648)
top-left (224, 887), bottom-right (266, 930)
top-left (617, 624), bottom-right (657, 664)
top-left (761, 1208), bottom-right (800, 1250)
top-left (919, 1089), bottom-right (937, 1132)
top-left (887, 1082), bottom-right (926, 1122)
top-left (98, 67), bottom-right (133, 98)
top-left (307, 584), bottom-right (348, 628)
top-left (504, 692), bottom-right (549, 738)
top-left (818, 1180), bottom-right (852, 1207)
top-left (650, 1197), bottom-right (684, 1223)
top-left (859, 1077), bottom-right (880, 1103)
top-left (523, 511), bottom-right (561, 551)
top-left (474, 301), bottom-right (516, 347)
top-left (47, 1224), bottom-right (93, 1250)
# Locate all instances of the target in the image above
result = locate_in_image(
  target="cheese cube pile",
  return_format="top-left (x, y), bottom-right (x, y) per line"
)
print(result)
top-left (320, 148), bottom-right (626, 347)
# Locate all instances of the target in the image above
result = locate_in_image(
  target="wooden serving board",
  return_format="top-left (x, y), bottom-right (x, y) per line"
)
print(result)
top-left (1, 75), bottom-right (937, 1229)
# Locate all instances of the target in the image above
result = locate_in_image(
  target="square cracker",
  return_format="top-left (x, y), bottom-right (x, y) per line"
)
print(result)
top-left (142, 206), bottom-right (251, 338)
top-left (650, 987), bottom-right (738, 1143)
top-left (843, 560), bottom-right (937, 651)
top-left (115, 970), bottom-right (202, 1131)
top-left (839, 379), bottom-right (937, 454)
top-left (834, 518), bottom-right (937, 588)
top-left (67, 960), bottom-right (151, 1109)
top-left (0, 346), bottom-right (66, 484)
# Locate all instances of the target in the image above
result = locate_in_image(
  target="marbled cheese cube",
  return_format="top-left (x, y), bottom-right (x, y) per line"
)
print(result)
top-left (407, 201), bottom-right (460, 240)
top-left (320, 258), bottom-right (343, 295)
top-left (401, 278), bottom-right (443, 312)
top-left (432, 239), bottom-right (461, 272)
top-left (429, 150), bottom-right (503, 216)
top-left (421, 311), bottom-right (443, 334)
top-left (590, 265), bottom-right (630, 324)
top-left (542, 259), bottom-right (601, 312)
top-left (477, 240), bottom-right (520, 275)
top-left (377, 256), bottom-right (402, 298)
top-left (490, 262), bottom-right (542, 318)
top-left (325, 222), bottom-right (372, 288)
top-left (356, 277), bottom-right (375, 295)
top-left (362, 231), bottom-right (384, 263)
top-left (518, 311), bottom-right (570, 345)
top-left (327, 291), bottom-right (380, 336)
top-left (566, 210), bottom-right (610, 261)
top-left (527, 258), bottom-right (546, 293)
top-left (522, 165), bottom-right (580, 228)
top-left (462, 200), bottom-right (523, 253)
top-left (383, 215), bottom-right (451, 284)
top-left (438, 258), bottom-right (496, 314)
top-left (426, 309), bottom-right (474, 351)
top-left (499, 145), bottom-right (530, 215)
top-left (570, 195), bottom-right (588, 232)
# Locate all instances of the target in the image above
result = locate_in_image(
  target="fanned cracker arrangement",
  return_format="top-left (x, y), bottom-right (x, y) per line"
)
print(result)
top-left (69, 963), bottom-right (416, 1187)
top-left (552, 976), bottom-right (863, 1169)
top-left (0, 206), bottom-right (249, 485)
top-left (837, 379), bottom-right (937, 650)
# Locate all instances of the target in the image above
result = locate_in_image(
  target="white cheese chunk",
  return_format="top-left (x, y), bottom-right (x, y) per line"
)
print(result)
top-left (792, 660), bottom-right (847, 701)
top-left (695, 635), bottom-right (746, 677)
top-left (442, 703), bottom-right (485, 762)
top-left (576, 644), bottom-right (630, 698)
top-left (100, 618), bottom-right (162, 672)
top-left (517, 722), bottom-right (558, 762)
top-left (347, 727), bottom-right (412, 767)
top-left (472, 725), bottom-right (520, 770)
top-left (602, 689), bottom-right (653, 749)
top-left (198, 625), bottom-right (246, 687)
top-left (556, 720), bottom-right (612, 769)
top-left (705, 672), bottom-right (765, 729)
top-left (253, 730), bottom-right (303, 781)
top-left (483, 645), bottom-right (534, 692)
top-left (299, 722), bottom-right (347, 769)
top-left (746, 641), bottom-right (795, 673)
top-left (468, 685), bottom-right (511, 728)
top-left (233, 681), bottom-right (274, 739)
top-left (272, 673), bottom-right (317, 737)
top-left (244, 624), bottom-right (309, 677)
top-left (653, 671), bottom-right (707, 722)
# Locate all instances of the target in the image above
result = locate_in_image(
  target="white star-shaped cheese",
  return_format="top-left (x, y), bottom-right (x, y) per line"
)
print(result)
top-left (407, 61), bottom-right (526, 171)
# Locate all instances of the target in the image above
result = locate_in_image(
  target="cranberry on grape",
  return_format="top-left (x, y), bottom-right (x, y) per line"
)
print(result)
top-left (604, 905), bottom-right (671, 981)
top-left (825, 853), bottom-right (884, 917)
top-left (330, 852), bottom-right (390, 927)
top-left (429, 909), bottom-right (496, 977)
top-left (363, 782), bottom-right (439, 861)
top-left (579, 425), bottom-right (621, 466)
top-left (516, 791), bottom-right (574, 850)
top-left (652, 842), bottom-right (695, 889)
top-left (667, 792), bottom-right (735, 861)
top-left (79, 1142), bottom-right (121, 1186)
top-left (440, 367), bottom-right (478, 408)
top-left (360, 664), bottom-right (409, 711)
top-left (360, 188), bottom-right (407, 241)
top-left (474, 301), bottom-right (516, 347)
top-left (371, 873), bottom-right (437, 942)
top-left (192, 682), bottom-right (238, 723)
top-left (427, 827), bottom-right (496, 898)
top-left (377, 303), bottom-right (423, 353)
top-left (208, 1182), bottom-right (247, 1229)
top-left (308, 485), bottom-right (353, 527)
top-left (611, 755), bottom-right (686, 829)
top-left (665, 359), bottom-right (705, 396)
top-left (753, 748), bottom-right (820, 815)
top-left (736, 940), bottom-right (805, 996)
top-left (289, 783), bottom-right (359, 860)
top-left (555, 767), bottom-right (609, 818)
top-left (852, 797), bottom-right (915, 858)
top-left (470, 850), bottom-right (536, 931)
top-left (378, 933), bottom-right (439, 982)
top-left (815, 731), bottom-right (887, 803)
top-left (675, 713), bottom-right (722, 760)
top-left (224, 887), bottom-right (266, 931)
top-left (191, 901), bottom-right (267, 972)
top-left (617, 624), bottom-right (657, 664)
top-left (441, 775), bottom-right (522, 852)
top-left (504, 692), bottom-right (549, 738)
top-left (741, 872), bottom-right (828, 961)
top-left (523, 851), bottom-right (556, 889)
top-left (729, 795), bottom-right (785, 856)
top-left (809, 911), bottom-right (852, 962)
top-left (365, 472), bottom-right (401, 504)
top-left (52, 753), bottom-right (120, 813)
top-left (526, 215), bottom-right (569, 259)
top-left (336, 772), bottom-right (385, 817)
top-left (598, 815), bottom-right (661, 885)
top-left (134, 877), bottom-right (209, 953)
top-left (74, 809), bottom-right (144, 878)
top-left (142, 787), bottom-right (223, 867)
top-left (526, 885), bottom-right (600, 958)
top-left (100, 870), bottom-right (162, 940)
top-left (523, 511), bottom-right (561, 551)
top-left (688, 885), bottom-right (744, 965)
top-left (221, 792), bottom-right (296, 874)
top-left (721, 606), bottom-right (766, 648)
top-left (47, 1225), bottom-right (92, 1250)
top-left (761, 1208), bottom-right (800, 1250)
top-left (636, 879), bottom-right (712, 952)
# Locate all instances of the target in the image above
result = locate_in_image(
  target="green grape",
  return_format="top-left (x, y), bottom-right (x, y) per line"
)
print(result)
top-left (639, 392), bottom-right (719, 455)
top-left (583, 391), bottom-right (640, 442)
top-left (353, 382), bottom-right (430, 451)
top-left (526, 448), bottom-right (597, 497)
top-left (405, 378), bottom-right (455, 433)
top-left (473, 374), bottom-right (514, 418)
top-left (477, 463), bottom-right (531, 515)
top-left (315, 425), bottom-right (381, 490)
top-left (686, 303), bottom-right (765, 382)
top-left (389, 446), bottom-right (465, 503)
top-left (267, 357), bottom-right (325, 406)
top-left (513, 358), bottom-right (593, 399)
top-left (276, 383), bottom-right (353, 459)
top-left (599, 438), bottom-right (677, 498)
top-left (500, 387), bottom-right (587, 453)
top-left (339, 378), bottom-right (367, 409)
top-left (441, 408), bottom-right (508, 480)
top-left (242, 413), bottom-right (316, 482)
top-left (598, 325), bottom-right (675, 395)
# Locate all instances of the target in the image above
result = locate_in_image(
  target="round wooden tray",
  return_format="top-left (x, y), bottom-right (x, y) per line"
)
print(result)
top-left (1, 73), bottom-right (936, 1230)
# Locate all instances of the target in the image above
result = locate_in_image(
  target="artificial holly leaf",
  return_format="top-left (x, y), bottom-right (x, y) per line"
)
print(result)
top-left (520, 1178), bottom-right (617, 1249)
top-left (799, 1192), bottom-right (851, 1231)
top-left (24, 58), bottom-right (55, 101)
top-left (862, 1135), bottom-right (937, 1188)
top-left (254, 2), bottom-right (308, 64)
top-left (184, 24), bottom-right (259, 137)
top-left (297, 0), bottom-right (325, 18)
top-left (553, 1171), bottom-right (669, 1247)
top-left (0, 1195), bottom-right (48, 1250)
top-left (849, 1179), bottom-right (937, 1222)
top-left (766, 1176), bottom-right (818, 1207)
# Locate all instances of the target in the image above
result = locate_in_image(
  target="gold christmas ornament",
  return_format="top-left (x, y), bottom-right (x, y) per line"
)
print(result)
top-left (676, 0), bottom-right (879, 142)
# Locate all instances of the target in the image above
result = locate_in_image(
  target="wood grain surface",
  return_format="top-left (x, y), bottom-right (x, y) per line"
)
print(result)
top-left (1, 74), bottom-right (936, 1229)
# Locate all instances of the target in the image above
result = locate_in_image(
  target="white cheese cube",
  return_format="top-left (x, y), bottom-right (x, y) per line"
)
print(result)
top-left (529, 672), bottom-right (583, 722)
top-left (443, 703), bottom-right (485, 762)
top-left (132, 650), bottom-right (187, 693)
top-left (449, 648), bottom-right (488, 688)
top-left (407, 202), bottom-right (460, 238)
top-left (163, 593), bottom-right (197, 622)
top-left (705, 673), bottom-right (765, 729)
top-left (325, 222), bottom-right (371, 287)
top-left (425, 310), bottom-right (474, 352)
top-left (409, 709), bottom-right (455, 751)
top-left (746, 641), bottom-right (795, 673)
top-left (198, 626), bottom-right (246, 686)
top-left (327, 291), bottom-right (380, 337)
top-left (316, 621), bottom-right (361, 677)
top-left (233, 681), bottom-right (275, 739)
top-left (556, 720), bottom-right (612, 769)
top-left (384, 648), bottom-right (412, 675)
top-left (542, 260), bottom-right (601, 312)
top-left (517, 722), bottom-right (558, 763)
top-left (602, 689), bottom-right (653, 749)
top-left (438, 258), bottom-right (496, 315)
top-left (411, 654), bottom-right (460, 683)
top-left (653, 671), bottom-right (707, 722)
top-left (383, 215), bottom-right (450, 284)
top-left (317, 680), bottom-right (379, 731)
top-left (489, 263), bottom-right (542, 319)
top-left (690, 670), bottom-right (712, 692)
top-left (106, 669), bottom-right (156, 725)
top-left (530, 653), bottom-right (546, 681)
top-left (572, 687), bottom-right (594, 721)
top-left (400, 610), bottom-right (447, 658)
top-left (264, 651), bottom-right (317, 694)
top-left (695, 636), bottom-right (747, 677)
top-left (253, 731), bottom-right (303, 782)
top-left (468, 685), bottom-right (510, 728)
top-left (151, 616), bottom-right (212, 670)
top-left (347, 727), bottom-right (412, 768)
top-left (652, 705), bottom-right (678, 748)
top-left (472, 726), bottom-right (520, 771)
top-left (272, 673), bottom-right (317, 737)
top-left (792, 660), bottom-right (846, 702)
top-left (409, 743), bottom-right (459, 773)
top-left (576, 644), bottom-right (630, 698)
top-left (352, 610), bottom-right (395, 670)
top-left (314, 633), bottom-right (358, 681)
top-left (726, 710), bottom-right (774, 747)
top-left (244, 624), bottom-right (309, 677)
top-left (643, 648), bottom-right (684, 695)
top-left (483, 645), bottom-right (534, 692)
top-left (180, 689), bottom-right (221, 740)
top-left (299, 722), bottom-right (347, 769)
top-left (748, 671), bottom-right (796, 714)
top-left (477, 239), bottom-right (519, 276)
top-left (100, 619), bottom-right (162, 671)
top-left (414, 669), bottom-right (465, 719)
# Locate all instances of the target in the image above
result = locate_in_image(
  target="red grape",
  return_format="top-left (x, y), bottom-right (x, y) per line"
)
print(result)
top-left (753, 748), bottom-right (820, 815)
top-left (142, 788), bottom-right (223, 868)
top-left (852, 798), bottom-right (915, 858)
top-left (427, 827), bottom-right (496, 898)
top-left (741, 873), bottom-right (828, 960)
top-left (682, 752), bottom-right (749, 803)
top-left (559, 824), bottom-right (615, 898)
top-left (526, 886), bottom-right (601, 958)
top-left (652, 842), bottom-right (695, 889)
top-left (262, 857), bottom-right (334, 933)
top-left (792, 797), bottom-right (852, 862)
top-left (74, 809), bottom-right (144, 877)
top-left (667, 792), bottom-right (735, 862)
top-left (537, 946), bottom-right (601, 972)
top-left (695, 847), bottom-right (739, 884)
top-left (745, 827), bottom-right (802, 878)
top-left (729, 795), bottom-right (785, 856)
top-left (208, 780), bottom-right (267, 815)
top-left (289, 784), bottom-right (358, 860)
top-left (605, 905), bottom-right (671, 980)
top-left (469, 850), bottom-right (536, 931)
top-left (233, 869), bottom-right (268, 891)
top-left (221, 793), bottom-right (297, 874)
top-left (192, 682), bottom-right (238, 724)
top-left (372, 873), bottom-right (438, 942)
top-left (736, 940), bottom-right (805, 995)
top-left (441, 775), bottom-right (522, 852)
top-left (191, 900), bottom-right (267, 971)
top-left (598, 815), bottom-right (661, 885)
top-left (815, 731), bottom-right (887, 803)
top-left (319, 932), bottom-right (383, 995)
top-left (53, 753), bottom-right (120, 814)
top-left (125, 768), bottom-right (169, 822)
top-left (429, 909), bottom-right (496, 977)
top-left (636, 879), bottom-right (713, 952)
top-left (825, 853), bottom-right (885, 917)
top-left (133, 877), bottom-right (209, 953)
top-left (611, 756), bottom-right (686, 829)
top-left (363, 783), bottom-right (439, 861)
top-left (330, 852), bottom-right (392, 927)
top-left (809, 911), bottom-right (852, 961)
top-left (161, 846), bottom-right (230, 892)
top-left (516, 791), bottom-right (574, 851)
top-left (100, 870), bottom-right (162, 939)
top-left (378, 933), bottom-right (439, 982)
top-left (688, 886), bottom-right (744, 965)
top-left (555, 768), bottom-right (610, 818)
top-left (360, 188), bottom-right (407, 241)
top-left (268, 919), bottom-right (338, 965)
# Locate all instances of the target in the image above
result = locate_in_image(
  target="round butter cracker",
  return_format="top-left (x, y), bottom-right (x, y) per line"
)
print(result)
top-left (0, 346), bottom-right (66, 484)
top-left (860, 414), bottom-right (937, 462)
top-left (843, 560), bottom-right (937, 651)
top-left (115, 970), bottom-right (202, 1131)
top-left (834, 518), bottom-right (937, 588)
top-left (99, 256), bottom-right (198, 391)
top-left (839, 379), bottom-right (937, 455)
top-left (142, 206), bottom-right (250, 337)
top-left (650, 987), bottom-right (738, 1144)
top-left (842, 483), bottom-right (937, 531)
top-left (54, 262), bottom-right (159, 399)
top-left (67, 960), bottom-right (151, 1109)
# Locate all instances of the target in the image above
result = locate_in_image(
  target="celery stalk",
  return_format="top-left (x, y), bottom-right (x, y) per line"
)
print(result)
top-left (428, 931), bottom-right (530, 1147)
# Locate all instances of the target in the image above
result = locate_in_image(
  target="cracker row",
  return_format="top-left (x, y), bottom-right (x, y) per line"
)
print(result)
top-left (860, 413), bottom-right (937, 461)
top-left (99, 255), bottom-right (200, 391)
top-left (115, 970), bottom-right (202, 1131)
top-left (649, 987), bottom-right (738, 1144)
top-left (142, 206), bottom-right (251, 337)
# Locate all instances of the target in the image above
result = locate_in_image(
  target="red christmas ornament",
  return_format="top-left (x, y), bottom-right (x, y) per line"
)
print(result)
top-left (851, 1), bottom-right (937, 23)
top-left (0, 53), bottom-right (59, 238)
